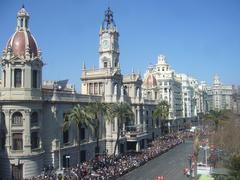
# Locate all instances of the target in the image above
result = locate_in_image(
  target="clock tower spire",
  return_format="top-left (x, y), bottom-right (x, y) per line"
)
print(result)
top-left (99, 7), bottom-right (119, 69)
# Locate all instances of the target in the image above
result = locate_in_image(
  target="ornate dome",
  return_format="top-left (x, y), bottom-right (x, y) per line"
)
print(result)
top-left (144, 73), bottom-right (157, 88)
top-left (3, 6), bottom-right (40, 59)
top-left (6, 31), bottom-right (38, 58)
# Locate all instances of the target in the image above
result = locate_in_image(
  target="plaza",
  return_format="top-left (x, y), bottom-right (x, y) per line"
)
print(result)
top-left (0, 4), bottom-right (239, 179)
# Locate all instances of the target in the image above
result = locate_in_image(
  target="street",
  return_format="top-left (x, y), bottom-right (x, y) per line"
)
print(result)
top-left (121, 140), bottom-right (194, 180)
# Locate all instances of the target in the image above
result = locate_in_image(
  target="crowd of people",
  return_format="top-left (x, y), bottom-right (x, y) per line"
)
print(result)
top-left (30, 131), bottom-right (195, 180)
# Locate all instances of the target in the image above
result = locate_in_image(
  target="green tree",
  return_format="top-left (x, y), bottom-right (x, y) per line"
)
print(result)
top-left (85, 101), bottom-right (108, 155)
top-left (193, 130), bottom-right (200, 177)
top-left (227, 154), bottom-right (240, 179)
top-left (63, 104), bottom-right (93, 162)
top-left (107, 102), bottom-right (134, 156)
top-left (153, 100), bottom-right (170, 134)
top-left (204, 110), bottom-right (229, 131)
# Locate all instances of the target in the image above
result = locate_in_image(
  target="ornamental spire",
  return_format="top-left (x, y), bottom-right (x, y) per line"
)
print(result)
top-left (102, 7), bottom-right (116, 29)
top-left (17, 5), bottom-right (30, 31)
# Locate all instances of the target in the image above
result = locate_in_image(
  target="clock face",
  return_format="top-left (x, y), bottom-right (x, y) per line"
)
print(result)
top-left (102, 40), bottom-right (109, 49)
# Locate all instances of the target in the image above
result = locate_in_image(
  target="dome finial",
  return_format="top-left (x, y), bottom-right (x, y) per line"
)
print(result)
top-left (17, 4), bottom-right (29, 31)
top-left (102, 6), bottom-right (116, 29)
top-left (82, 61), bottom-right (86, 70)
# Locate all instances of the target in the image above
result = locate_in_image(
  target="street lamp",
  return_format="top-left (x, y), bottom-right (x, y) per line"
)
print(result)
top-left (66, 155), bottom-right (70, 168)
top-left (188, 154), bottom-right (193, 178)
top-left (58, 139), bottom-right (61, 171)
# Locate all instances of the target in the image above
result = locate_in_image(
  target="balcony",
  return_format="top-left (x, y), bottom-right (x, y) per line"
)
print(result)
top-left (124, 124), bottom-right (147, 140)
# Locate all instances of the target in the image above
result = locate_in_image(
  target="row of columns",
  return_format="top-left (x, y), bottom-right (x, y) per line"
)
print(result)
top-left (3, 68), bottom-right (41, 89)
top-left (88, 82), bottom-right (103, 95)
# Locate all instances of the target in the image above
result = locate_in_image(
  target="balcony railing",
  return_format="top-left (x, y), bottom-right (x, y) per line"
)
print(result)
top-left (124, 124), bottom-right (147, 138)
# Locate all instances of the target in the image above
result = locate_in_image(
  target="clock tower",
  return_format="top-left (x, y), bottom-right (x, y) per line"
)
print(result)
top-left (99, 7), bottom-right (119, 69)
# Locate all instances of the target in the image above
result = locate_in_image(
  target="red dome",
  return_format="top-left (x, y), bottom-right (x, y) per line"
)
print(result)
top-left (144, 74), bottom-right (157, 87)
top-left (7, 30), bottom-right (38, 58)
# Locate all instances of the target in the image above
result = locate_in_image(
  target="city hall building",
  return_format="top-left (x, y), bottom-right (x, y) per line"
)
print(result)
top-left (0, 6), bottom-right (232, 179)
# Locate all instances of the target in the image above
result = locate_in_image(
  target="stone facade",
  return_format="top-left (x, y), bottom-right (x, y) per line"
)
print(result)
top-left (0, 6), bottom-right (238, 179)
top-left (207, 75), bottom-right (233, 111)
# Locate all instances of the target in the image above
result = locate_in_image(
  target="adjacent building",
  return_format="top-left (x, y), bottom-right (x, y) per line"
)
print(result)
top-left (142, 55), bottom-right (183, 130)
top-left (207, 75), bottom-right (233, 111)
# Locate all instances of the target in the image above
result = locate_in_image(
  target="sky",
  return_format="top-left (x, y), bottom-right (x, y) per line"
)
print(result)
top-left (0, 0), bottom-right (240, 91)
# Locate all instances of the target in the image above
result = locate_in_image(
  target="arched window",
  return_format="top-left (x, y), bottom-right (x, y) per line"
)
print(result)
top-left (14, 69), bottom-right (22, 87)
top-left (147, 91), bottom-right (152, 99)
top-left (20, 18), bottom-right (24, 27)
top-left (31, 112), bottom-right (38, 126)
top-left (12, 112), bottom-right (23, 126)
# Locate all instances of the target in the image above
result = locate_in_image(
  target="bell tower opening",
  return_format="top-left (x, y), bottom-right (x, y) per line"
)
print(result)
top-left (17, 5), bottom-right (29, 31)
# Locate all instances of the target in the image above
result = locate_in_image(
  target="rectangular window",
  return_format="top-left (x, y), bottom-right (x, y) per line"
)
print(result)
top-left (3, 70), bottom-right (6, 87)
top-left (63, 130), bottom-right (69, 144)
top-left (89, 83), bottom-right (93, 94)
top-left (80, 128), bottom-right (85, 140)
top-left (12, 133), bottom-right (23, 150)
top-left (14, 69), bottom-right (22, 87)
top-left (12, 113), bottom-right (23, 126)
top-left (104, 62), bottom-right (108, 68)
top-left (63, 113), bottom-right (69, 144)
top-left (32, 70), bottom-right (38, 88)
top-left (31, 132), bottom-right (39, 149)
top-left (94, 83), bottom-right (98, 94)
top-left (99, 83), bottom-right (103, 95)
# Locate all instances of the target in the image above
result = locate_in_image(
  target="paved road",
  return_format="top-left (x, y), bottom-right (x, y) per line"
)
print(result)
top-left (120, 140), bottom-right (194, 180)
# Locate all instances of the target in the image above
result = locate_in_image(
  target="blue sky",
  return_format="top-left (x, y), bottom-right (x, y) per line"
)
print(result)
top-left (1, 0), bottom-right (240, 91)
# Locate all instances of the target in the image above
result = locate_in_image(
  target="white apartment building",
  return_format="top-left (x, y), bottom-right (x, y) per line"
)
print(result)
top-left (176, 74), bottom-right (208, 126)
top-left (142, 55), bottom-right (183, 130)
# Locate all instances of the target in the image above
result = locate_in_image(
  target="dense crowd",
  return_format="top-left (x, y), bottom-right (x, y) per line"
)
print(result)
top-left (29, 131), bottom-right (195, 180)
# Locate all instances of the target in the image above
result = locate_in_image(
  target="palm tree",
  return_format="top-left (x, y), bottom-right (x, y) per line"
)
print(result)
top-left (85, 101), bottom-right (108, 156)
top-left (193, 130), bottom-right (200, 177)
top-left (107, 102), bottom-right (134, 156)
top-left (63, 104), bottom-right (94, 163)
top-left (204, 109), bottom-right (228, 131)
top-left (153, 100), bottom-right (170, 134)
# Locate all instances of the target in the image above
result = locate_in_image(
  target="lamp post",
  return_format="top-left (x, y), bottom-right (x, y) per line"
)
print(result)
top-left (66, 155), bottom-right (70, 168)
top-left (188, 154), bottom-right (193, 179)
top-left (58, 140), bottom-right (61, 171)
